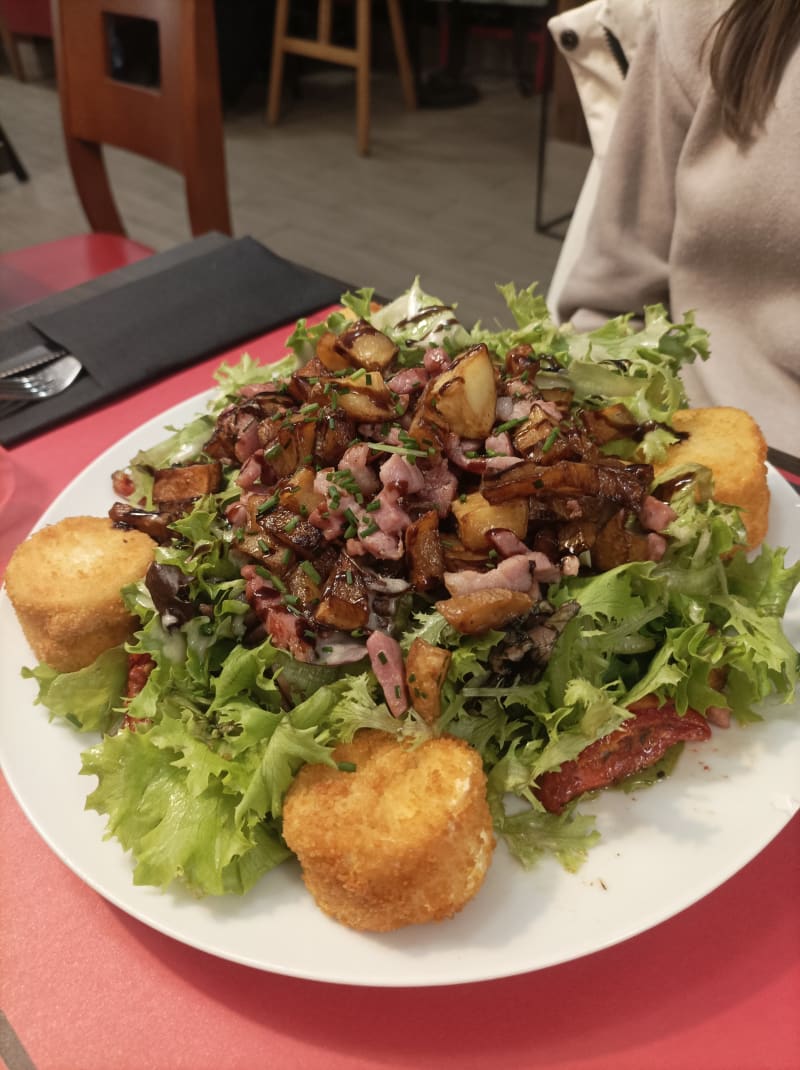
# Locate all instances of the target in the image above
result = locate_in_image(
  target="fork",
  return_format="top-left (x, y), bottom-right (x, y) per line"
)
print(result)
top-left (0, 354), bottom-right (82, 401)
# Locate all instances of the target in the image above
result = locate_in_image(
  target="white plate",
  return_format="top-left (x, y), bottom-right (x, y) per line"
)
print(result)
top-left (1, 393), bottom-right (799, 987)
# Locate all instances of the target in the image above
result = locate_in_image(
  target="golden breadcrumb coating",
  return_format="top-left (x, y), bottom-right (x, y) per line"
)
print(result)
top-left (653, 406), bottom-right (770, 549)
top-left (283, 730), bottom-right (495, 931)
top-left (5, 516), bottom-right (155, 672)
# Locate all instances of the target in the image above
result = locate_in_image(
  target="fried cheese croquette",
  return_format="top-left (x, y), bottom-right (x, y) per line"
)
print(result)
top-left (653, 406), bottom-right (770, 549)
top-left (282, 730), bottom-right (495, 932)
top-left (5, 516), bottom-right (155, 673)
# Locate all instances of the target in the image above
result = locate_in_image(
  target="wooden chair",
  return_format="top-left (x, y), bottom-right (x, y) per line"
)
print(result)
top-left (0, 1), bottom-right (230, 309)
top-left (267, 0), bottom-right (417, 156)
top-left (54, 0), bottom-right (231, 238)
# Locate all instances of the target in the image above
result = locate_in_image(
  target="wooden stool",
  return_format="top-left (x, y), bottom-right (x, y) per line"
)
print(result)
top-left (267, 0), bottom-right (417, 155)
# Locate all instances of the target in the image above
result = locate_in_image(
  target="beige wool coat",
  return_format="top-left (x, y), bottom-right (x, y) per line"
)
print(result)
top-left (557, 0), bottom-right (800, 455)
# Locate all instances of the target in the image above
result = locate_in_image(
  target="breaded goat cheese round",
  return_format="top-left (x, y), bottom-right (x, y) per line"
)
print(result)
top-left (282, 730), bottom-right (496, 932)
top-left (5, 516), bottom-right (155, 673)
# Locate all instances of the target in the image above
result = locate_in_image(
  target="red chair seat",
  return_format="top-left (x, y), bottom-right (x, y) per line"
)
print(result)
top-left (0, 234), bottom-right (154, 304)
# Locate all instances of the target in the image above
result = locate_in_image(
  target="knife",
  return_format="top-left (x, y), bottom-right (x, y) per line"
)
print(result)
top-left (0, 342), bottom-right (71, 379)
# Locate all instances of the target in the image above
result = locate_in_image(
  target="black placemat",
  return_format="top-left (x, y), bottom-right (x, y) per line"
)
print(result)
top-left (0, 235), bottom-right (347, 446)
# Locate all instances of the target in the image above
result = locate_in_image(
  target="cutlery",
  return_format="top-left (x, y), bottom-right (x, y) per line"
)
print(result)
top-left (0, 343), bottom-right (70, 379)
top-left (0, 354), bottom-right (82, 401)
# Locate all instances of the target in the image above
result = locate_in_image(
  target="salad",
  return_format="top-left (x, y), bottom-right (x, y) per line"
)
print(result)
top-left (23, 280), bottom-right (800, 900)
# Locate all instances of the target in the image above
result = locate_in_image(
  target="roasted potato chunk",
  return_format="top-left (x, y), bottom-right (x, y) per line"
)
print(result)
top-left (335, 319), bottom-right (398, 371)
top-left (278, 465), bottom-right (325, 517)
top-left (435, 588), bottom-right (533, 634)
top-left (314, 553), bottom-right (370, 630)
top-left (426, 344), bottom-right (497, 438)
top-left (316, 330), bottom-right (352, 372)
top-left (152, 462), bottom-right (222, 504)
top-left (452, 491), bottom-right (528, 551)
top-left (405, 509), bottom-right (444, 591)
top-left (324, 370), bottom-right (397, 421)
top-left (405, 638), bottom-right (451, 722)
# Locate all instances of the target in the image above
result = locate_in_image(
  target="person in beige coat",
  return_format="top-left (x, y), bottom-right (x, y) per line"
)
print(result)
top-left (557, 0), bottom-right (800, 456)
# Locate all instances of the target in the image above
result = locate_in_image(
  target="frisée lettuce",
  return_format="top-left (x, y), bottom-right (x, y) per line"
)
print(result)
top-left (20, 280), bottom-right (800, 898)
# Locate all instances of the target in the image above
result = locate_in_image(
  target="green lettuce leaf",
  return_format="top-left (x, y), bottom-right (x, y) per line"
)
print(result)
top-left (22, 647), bottom-right (129, 733)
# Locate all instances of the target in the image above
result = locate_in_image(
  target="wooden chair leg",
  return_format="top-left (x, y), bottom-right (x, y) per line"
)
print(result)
top-left (0, 122), bottom-right (29, 181)
top-left (267, 0), bottom-right (291, 125)
top-left (355, 0), bottom-right (370, 155)
top-left (386, 0), bottom-right (417, 110)
top-left (66, 138), bottom-right (126, 236)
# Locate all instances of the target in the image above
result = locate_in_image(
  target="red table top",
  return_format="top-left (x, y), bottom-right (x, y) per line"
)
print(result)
top-left (1, 316), bottom-right (798, 1070)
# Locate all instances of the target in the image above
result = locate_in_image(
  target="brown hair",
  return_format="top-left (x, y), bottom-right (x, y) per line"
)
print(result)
top-left (708, 0), bottom-right (800, 145)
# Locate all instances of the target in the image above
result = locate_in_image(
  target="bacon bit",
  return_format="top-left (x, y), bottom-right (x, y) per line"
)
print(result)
top-left (639, 494), bottom-right (678, 533)
top-left (366, 632), bottom-right (409, 716)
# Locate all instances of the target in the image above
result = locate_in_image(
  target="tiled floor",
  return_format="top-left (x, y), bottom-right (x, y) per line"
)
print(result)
top-left (0, 66), bottom-right (591, 326)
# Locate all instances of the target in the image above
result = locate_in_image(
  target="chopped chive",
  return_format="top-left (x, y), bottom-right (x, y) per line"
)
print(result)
top-left (285, 516), bottom-right (300, 533)
top-left (283, 594), bottom-right (299, 605)
top-left (368, 442), bottom-right (427, 459)
top-left (344, 524), bottom-right (357, 539)
top-left (494, 418), bottom-right (527, 433)
top-left (301, 454), bottom-right (313, 465)
top-left (269, 572), bottom-right (287, 593)
top-left (321, 645), bottom-right (333, 652)
top-left (459, 493), bottom-right (468, 503)
top-left (394, 685), bottom-right (401, 698)
top-left (365, 373), bottom-right (373, 385)
top-left (257, 538), bottom-right (270, 553)
top-left (281, 548), bottom-right (292, 565)
top-left (304, 629), bottom-right (316, 640)
top-left (346, 569), bottom-right (354, 585)
top-left (264, 442), bottom-right (283, 460)
top-left (350, 628), bottom-right (365, 637)
top-left (365, 499), bottom-right (381, 512)
top-left (360, 521), bottom-right (379, 536)
top-left (377, 650), bottom-right (388, 664)
top-left (542, 427), bottom-right (561, 453)
top-left (256, 494), bottom-right (279, 515)
top-left (394, 401), bottom-right (404, 415)
top-left (300, 561), bottom-right (322, 584)
top-left (337, 761), bottom-right (357, 773)
top-left (328, 416), bottom-right (336, 429)
top-left (300, 403), bottom-right (320, 415)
